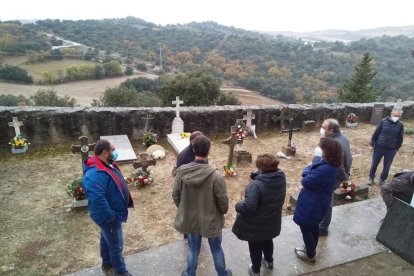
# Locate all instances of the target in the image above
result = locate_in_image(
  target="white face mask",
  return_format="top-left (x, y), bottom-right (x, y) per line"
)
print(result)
top-left (320, 127), bottom-right (326, 137)
top-left (391, 116), bottom-right (400, 122)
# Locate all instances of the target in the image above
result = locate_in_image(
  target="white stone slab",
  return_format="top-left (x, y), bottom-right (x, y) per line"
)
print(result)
top-left (167, 133), bottom-right (189, 154)
top-left (100, 135), bottom-right (137, 162)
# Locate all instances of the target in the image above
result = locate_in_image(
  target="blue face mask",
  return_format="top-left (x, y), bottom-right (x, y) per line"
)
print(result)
top-left (111, 150), bottom-right (119, 161)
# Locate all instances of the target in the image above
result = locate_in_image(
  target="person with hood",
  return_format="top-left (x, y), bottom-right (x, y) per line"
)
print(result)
top-left (82, 139), bottom-right (134, 276)
top-left (293, 137), bottom-right (342, 264)
top-left (232, 154), bottom-right (286, 276)
top-left (369, 105), bottom-right (404, 186)
top-left (172, 135), bottom-right (232, 276)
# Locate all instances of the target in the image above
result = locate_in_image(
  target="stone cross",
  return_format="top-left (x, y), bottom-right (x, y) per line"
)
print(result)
top-left (8, 117), bottom-right (23, 137)
top-left (271, 108), bottom-right (290, 131)
top-left (243, 109), bottom-right (256, 128)
top-left (133, 153), bottom-right (156, 174)
top-left (281, 118), bottom-right (301, 147)
top-left (71, 136), bottom-right (96, 175)
top-left (141, 113), bottom-right (154, 133)
top-left (172, 96), bottom-right (184, 118)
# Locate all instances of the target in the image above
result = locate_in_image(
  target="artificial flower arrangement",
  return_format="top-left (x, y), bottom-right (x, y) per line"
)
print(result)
top-left (143, 132), bottom-right (158, 147)
top-left (223, 163), bottom-right (237, 177)
top-left (67, 177), bottom-right (86, 200)
top-left (126, 169), bottom-right (153, 188)
top-left (180, 132), bottom-right (190, 138)
top-left (235, 125), bottom-right (246, 140)
top-left (346, 113), bottom-right (358, 124)
top-left (287, 143), bottom-right (297, 153)
top-left (9, 135), bottom-right (30, 149)
top-left (339, 180), bottom-right (357, 201)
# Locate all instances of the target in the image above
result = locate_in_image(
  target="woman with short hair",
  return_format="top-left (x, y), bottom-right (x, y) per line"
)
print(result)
top-left (293, 137), bottom-right (343, 264)
top-left (232, 154), bottom-right (286, 276)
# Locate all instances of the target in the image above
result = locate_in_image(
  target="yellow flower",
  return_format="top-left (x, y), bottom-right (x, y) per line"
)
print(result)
top-left (180, 132), bottom-right (190, 138)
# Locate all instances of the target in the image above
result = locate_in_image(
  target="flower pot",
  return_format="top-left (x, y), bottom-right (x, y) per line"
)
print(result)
top-left (72, 198), bottom-right (88, 208)
top-left (11, 145), bottom-right (28, 154)
top-left (346, 121), bottom-right (358, 127)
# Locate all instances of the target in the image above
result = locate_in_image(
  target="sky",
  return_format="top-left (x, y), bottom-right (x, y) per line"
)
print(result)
top-left (2, 0), bottom-right (414, 32)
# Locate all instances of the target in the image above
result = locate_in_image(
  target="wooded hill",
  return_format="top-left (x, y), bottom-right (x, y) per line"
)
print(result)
top-left (1, 18), bottom-right (414, 103)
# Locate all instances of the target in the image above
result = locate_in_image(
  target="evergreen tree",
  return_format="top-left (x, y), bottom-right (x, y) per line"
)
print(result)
top-left (338, 53), bottom-right (381, 103)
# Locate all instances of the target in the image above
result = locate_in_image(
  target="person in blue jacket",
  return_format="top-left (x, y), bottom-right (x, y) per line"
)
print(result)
top-left (293, 137), bottom-right (342, 264)
top-left (83, 139), bottom-right (134, 276)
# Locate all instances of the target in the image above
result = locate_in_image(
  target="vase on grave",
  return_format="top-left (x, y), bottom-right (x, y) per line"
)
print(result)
top-left (11, 145), bottom-right (28, 154)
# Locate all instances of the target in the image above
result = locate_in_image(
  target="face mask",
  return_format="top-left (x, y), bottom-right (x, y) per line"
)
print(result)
top-left (320, 127), bottom-right (326, 137)
top-left (391, 116), bottom-right (399, 122)
top-left (112, 150), bottom-right (119, 161)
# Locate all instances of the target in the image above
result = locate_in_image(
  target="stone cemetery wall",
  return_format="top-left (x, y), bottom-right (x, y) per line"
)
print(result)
top-left (1, 102), bottom-right (414, 145)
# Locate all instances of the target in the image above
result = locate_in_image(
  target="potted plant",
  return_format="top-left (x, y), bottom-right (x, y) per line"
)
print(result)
top-left (9, 135), bottom-right (30, 154)
top-left (143, 132), bottom-right (158, 147)
top-left (346, 113), bottom-right (358, 127)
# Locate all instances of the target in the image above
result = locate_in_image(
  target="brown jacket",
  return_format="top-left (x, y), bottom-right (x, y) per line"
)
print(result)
top-left (172, 162), bottom-right (229, 238)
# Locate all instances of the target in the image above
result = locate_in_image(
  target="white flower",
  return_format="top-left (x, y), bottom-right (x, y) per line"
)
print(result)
top-left (144, 178), bottom-right (149, 184)
top-left (346, 187), bottom-right (352, 191)
top-left (345, 195), bottom-right (352, 200)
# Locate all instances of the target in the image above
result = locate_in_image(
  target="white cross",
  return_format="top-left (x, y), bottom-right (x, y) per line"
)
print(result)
top-left (243, 109), bottom-right (256, 127)
top-left (172, 96), bottom-right (184, 118)
top-left (8, 117), bottom-right (23, 137)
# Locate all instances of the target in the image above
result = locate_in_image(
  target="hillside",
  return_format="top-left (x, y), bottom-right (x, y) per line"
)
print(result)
top-left (2, 18), bottom-right (414, 104)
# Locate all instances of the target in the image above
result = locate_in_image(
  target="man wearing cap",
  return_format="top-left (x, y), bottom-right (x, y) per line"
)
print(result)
top-left (369, 106), bottom-right (404, 186)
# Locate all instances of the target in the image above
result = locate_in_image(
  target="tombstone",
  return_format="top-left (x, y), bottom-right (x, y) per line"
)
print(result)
top-left (271, 107), bottom-right (290, 131)
top-left (302, 120), bottom-right (316, 132)
top-left (8, 117), bottom-right (24, 137)
top-left (370, 103), bottom-right (385, 125)
top-left (223, 119), bottom-right (252, 166)
top-left (71, 136), bottom-right (96, 175)
top-left (376, 198), bottom-right (414, 265)
top-left (100, 135), bottom-right (137, 162)
top-left (281, 118), bottom-right (300, 156)
top-left (133, 153), bottom-right (156, 174)
top-left (243, 109), bottom-right (257, 138)
top-left (171, 96), bottom-right (184, 134)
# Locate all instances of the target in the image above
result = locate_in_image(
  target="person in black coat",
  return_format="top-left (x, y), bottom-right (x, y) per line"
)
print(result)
top-left (172, 131), bottom-right (204, 176)
top-left (232, 154), bottom-right (286, 276)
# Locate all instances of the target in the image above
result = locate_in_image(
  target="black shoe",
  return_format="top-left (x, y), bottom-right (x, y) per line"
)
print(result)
top-left (113, 271), bottom-right (132, 276)
top-left (248, 264), bottom-right (260, 276)
top-left (101, 263), bottom-right (112, 270)
top-left (261, 259), bottom-right (273, 270)
top-left (226, 269), bottom-right (232, 276)
top-left (294, 248), bottom-right (316, 264)
top-left (368, 178), bottom-right (375, 186)
top-left (319, 228), bottom-right (328, 236)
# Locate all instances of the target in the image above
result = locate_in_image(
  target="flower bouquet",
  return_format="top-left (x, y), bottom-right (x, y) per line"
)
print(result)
top-left (180, 132), bottom-right (190, 139)
top-left (9, 135), bottom-right (30, 153)
top-left (67, 177), bottom-right (87, 200)
top-left (126, 169), bottom-right (153, 188)
top-left (346, 113), bottom-right (358, 127)
top-left (235, 125), bottom-right (246, 141)
top-left (224, 163), bottom-right (237, 177)
top-left (143, 132), bottom-right (158, 147)
top-left (339, 180), bottom-right (357, 201)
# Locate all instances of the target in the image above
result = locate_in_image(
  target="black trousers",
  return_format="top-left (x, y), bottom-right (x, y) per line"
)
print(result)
top-left (299, 224), bottom-right (319, 258)
top-left (248, 239), bottom-right (273, 273)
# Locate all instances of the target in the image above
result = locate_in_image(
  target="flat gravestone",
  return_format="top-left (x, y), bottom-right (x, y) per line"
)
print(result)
top-left (376, 198), bottom-right (414, 265)
top-left (167, 134), bottom-right (189, 154)
top-left (370, 104), bottom-right (385, 125)
top-left (100, 135), bottom-right (137, 162)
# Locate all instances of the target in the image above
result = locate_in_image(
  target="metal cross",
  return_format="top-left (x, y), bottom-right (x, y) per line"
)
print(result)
top-left (172, 96), bottom-right (184, 118)
top-left (133, 153), bottom-right (156, 174)
top-left (8, 117), bottom-right (24, 137)
top-left (281, 118), bottom-right (301, 147)
top-left (71, 136), bottom-right (96, 175)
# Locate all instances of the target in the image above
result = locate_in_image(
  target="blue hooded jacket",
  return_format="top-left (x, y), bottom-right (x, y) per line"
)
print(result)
top-left (83, 156), bottom-right (133, 227)
top-left (293, 159), bottom-right (337, 227)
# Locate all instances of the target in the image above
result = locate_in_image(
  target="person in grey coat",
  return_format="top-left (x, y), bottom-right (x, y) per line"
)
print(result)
top-left (232, 154), bottom-right (286, 276)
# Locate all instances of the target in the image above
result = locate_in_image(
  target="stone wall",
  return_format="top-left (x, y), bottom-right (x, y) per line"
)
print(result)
top-left (1, 102), bottom-right (413, 145)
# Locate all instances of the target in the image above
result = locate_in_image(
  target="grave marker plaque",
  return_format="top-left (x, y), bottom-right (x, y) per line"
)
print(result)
top-left (100, 135), bottom-right (137, 162)
top-left (370, 104), bottom-right (385, 125)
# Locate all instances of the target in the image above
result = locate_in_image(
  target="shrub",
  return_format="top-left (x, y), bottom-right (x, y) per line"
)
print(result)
top-left (0, 65), bottom-right (33, 83)
top-left (143, 132), bottom-right (158, 147)
top-left (124, 66), bottom-right (134, 76)
top-left (0, 94), bottom-right (32, 106)
top-left (31, 89), bottom-right (77, 107)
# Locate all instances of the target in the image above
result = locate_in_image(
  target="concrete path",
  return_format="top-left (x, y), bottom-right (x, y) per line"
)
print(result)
top-left (69, 197), bottom-right (387, 276)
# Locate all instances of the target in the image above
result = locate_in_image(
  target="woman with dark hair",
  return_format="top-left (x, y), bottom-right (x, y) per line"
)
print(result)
top-left (232, 154), bottom-right (286, 276)
top-left (293, 137), bottom-right (343, 264)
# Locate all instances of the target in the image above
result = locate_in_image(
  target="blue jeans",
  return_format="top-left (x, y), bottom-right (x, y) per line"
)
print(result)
top-left (100, 222), bottom-right (126, 274)
top-left (299, 225), bottom-right (319, 258)
top-left (369, 146), bottom-right (397, 181)
top-left (185, 234), bottom-right (229, 276)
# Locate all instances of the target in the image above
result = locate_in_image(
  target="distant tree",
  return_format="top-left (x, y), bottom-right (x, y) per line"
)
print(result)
top-left (124, 66), bottom-right (134, 76)
top-left (160, 71), bottom-right (220, 106)
top-left (103, 60), bottom-right (122, 77)
top-left (84, 48), bottom-right (96, 61)
top-left (120, 77), bottom-right (157, 92)
top-left (0, 94), bottom-right (32, 106)
top-left (95, 65), bottom-right (105, 79)
top-left (136, 62), bottom-right (147, 71)
top-left (338, 53), bottom-right (382, 103)
top-left (216, 91), bottom-right (241, 105)
top-left (31, 89), bottom-right (76, 107)
top-left (0, 65), bottom-right (33, 83)
top-left (49, 49), bottom-right (64, 60)
top-left (97, 87), bottom-right (161, 107)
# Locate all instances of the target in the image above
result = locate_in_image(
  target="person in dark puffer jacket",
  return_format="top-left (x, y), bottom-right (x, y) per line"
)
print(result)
top-left (293, 137), bottom-right (342, 265)
top-left (369, 106), bottom-right (404, 186)
top-left (232, 154), bottom-right (286, 276)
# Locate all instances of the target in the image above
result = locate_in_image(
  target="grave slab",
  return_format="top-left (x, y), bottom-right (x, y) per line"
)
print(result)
top-left (69, 197), bottom-right (387, 276)
top-left (376, 198), bottom-right (414, 265)
top-left (100, 135), bottom-right (137, 162)
top-left (167, 133), bottom-right (189, 154)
